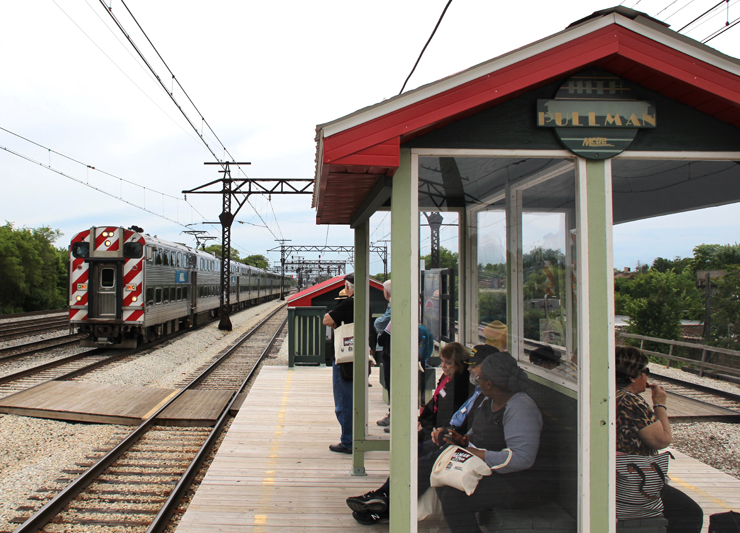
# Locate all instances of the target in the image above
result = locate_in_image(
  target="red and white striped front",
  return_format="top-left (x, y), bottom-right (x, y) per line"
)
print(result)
top-left (69, 229), bottom-right (90, 322)
top-left (94, 227), bottom-right (121, 252)
top-left (122, 229), bottom-right (145, 323)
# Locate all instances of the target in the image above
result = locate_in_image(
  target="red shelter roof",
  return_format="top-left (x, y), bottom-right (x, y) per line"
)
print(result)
top-left (287, 276), bottom-right (384, 308)
top-left (313, 6), bottom-right (740, 225)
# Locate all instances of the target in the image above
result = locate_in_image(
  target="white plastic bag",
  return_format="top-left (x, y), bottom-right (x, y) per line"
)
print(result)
top-left (430, 445), bottom-right (492, 496)
top-left (333, 322), bottom-right (354, 363)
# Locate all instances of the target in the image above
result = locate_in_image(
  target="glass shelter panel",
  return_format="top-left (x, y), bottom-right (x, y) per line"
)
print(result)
top-left (420, 154), bottom-right (579, 528)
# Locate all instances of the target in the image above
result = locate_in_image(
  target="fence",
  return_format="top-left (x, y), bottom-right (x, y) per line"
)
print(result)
top-left (287, 306), bottom-right (327, 367)
top-left (617, 332), bottom-right (740, 378)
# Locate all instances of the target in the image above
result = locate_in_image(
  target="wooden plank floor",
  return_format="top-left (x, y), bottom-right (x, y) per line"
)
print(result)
top-left (175, 366), bottom-right (739, 533)
top-left (0, 381), bottom-right (178, 424)
top-left (0, 381), bottom-right (233, 426)
top-left (640, 390), bottom-right (740, 421)
top-left (667, 448), bottom-right (740, 533)
top-left (176, 365), bottom-right (393, 532)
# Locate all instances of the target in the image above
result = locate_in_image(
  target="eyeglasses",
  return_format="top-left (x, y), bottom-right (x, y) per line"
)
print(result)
top-left (640, 367), bottom-right (650, 376)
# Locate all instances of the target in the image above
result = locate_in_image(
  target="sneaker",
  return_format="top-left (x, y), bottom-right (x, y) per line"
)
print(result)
top-left (329, 443), bottom-right (352, 454)
top-left (346, 490), bottom-right (389, 513)
top-left (376, 413), bottom-right (390, 427)
top-left (352, 510), bottom-right (389, 525)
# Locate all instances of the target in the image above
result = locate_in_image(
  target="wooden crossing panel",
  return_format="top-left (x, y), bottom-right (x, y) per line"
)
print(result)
top-left (158, 389), bottom-right (234, 426)
top-left (0, 381), bottom-right (233, 426)
top-left (640, 390), bottom-right (740, 421)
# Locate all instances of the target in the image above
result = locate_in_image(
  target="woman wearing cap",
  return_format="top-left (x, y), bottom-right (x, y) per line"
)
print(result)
top-left (417, 342), bottom-right (472, 443)
top-left (615, 346), bottom-right (702, 532)
top-left (346, 352), bottom-right (542, 531)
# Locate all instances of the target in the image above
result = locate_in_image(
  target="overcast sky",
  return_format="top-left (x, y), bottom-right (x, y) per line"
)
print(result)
top-left (1, 0), bottom-right (739, 275)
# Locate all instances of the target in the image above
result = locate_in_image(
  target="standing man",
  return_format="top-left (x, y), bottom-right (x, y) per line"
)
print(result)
top-left (323, 273), bottom-right (355, 454)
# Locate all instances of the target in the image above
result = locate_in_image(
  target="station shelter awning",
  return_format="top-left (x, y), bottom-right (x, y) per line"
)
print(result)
top-left (311, 6), bottom-right (740, 533)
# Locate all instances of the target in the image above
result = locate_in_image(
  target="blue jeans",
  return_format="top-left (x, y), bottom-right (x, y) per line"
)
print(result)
top-left (332, 362), bottom-right (353, 448)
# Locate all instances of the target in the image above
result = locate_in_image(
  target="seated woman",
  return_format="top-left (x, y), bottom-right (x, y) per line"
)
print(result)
top-left (346, 351), bottom-right (542, 532)
top-left (615, 346), bottom-right (703, 533)
top-left (417, 342), bottom-right (472, 443)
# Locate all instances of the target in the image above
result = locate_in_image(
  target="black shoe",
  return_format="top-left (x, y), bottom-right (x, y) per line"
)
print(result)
top-left (352, 510), bottom-right (389, 525)
top-left (376, 413), bottom-right (390, 427)
top-left (346, 490), bottom-right (389, 513)
top-left (383, 427), bottom-right (390, 433)
top-left (329, 443), bottom-right (352, 454)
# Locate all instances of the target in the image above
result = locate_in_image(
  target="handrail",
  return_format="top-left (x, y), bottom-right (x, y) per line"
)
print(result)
top-left (617, 331), bottom-right (740, 378)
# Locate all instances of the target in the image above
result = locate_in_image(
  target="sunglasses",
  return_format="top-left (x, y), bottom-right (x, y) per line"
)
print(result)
top-left (640, 367), bottom-right (651, 376)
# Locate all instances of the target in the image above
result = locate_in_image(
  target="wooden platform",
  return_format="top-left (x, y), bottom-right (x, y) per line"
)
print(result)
top-left (0, 381), bottom-right (233, 426)
top-left (176, 366), bottom-right (392, 532)
top-left (176, 366), bottom-right (739, 533)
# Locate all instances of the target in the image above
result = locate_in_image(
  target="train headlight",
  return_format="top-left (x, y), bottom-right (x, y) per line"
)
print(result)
top-left (131, 296), bottom-right (138, 302)
top-left (104, 240), bottom-right (111, 247)
top-left (75, 295), bottom-right (82, 302)
top-left (102, 231), bottom-right (110, 237)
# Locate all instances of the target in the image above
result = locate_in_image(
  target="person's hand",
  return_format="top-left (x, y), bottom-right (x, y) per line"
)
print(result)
top-left (431, 427), bottom-right (445, 446)
top-left (648, 382), bottom-right (667, 406)
top-left (443, 429), bottom-right (468, 447)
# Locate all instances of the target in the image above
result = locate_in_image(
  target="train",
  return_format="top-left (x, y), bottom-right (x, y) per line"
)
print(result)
top-left (68, 225), bottom-right (291, 348)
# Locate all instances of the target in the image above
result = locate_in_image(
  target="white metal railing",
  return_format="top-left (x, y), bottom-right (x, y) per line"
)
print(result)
top-left (617, 332), bottom-right (740, 378)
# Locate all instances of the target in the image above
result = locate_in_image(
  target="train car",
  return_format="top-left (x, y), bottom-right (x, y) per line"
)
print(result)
top-left (69, 226), bottom-right (290, 348)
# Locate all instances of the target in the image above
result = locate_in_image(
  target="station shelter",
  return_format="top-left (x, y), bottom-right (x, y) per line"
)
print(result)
top-left (312, 6), bottom-right (740, 532)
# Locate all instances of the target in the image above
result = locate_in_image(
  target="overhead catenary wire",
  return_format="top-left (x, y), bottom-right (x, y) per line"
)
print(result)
top-left (399, 0), bottom-right (453, 95)
top-left (50, 0), bottom-right (199, 146)
top-left (97, 0), bottom-right (285, 243)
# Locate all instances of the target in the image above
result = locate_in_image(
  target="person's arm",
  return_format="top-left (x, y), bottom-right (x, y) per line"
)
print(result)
top-left (323, 313), bottom-right (337, 328)
top-left (479, 395), bottom-right (542, 473)
top-left (637, 384), bottom-right (671, 449)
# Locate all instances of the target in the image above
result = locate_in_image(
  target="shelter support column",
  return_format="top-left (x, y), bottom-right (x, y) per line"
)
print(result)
top-left (352, 220), bottom-right (371, 474)
top-left (576, 158), bottom-right (616, 533)
top-left (389, 148), bottom-right (419, 531)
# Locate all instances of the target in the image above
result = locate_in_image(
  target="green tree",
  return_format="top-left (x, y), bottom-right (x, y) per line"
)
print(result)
top-left (623, 269), bottom-right (702, 352)
top-left (243, 254), bottom-right (269, 270)
top-left (708, 267), bottom-right (740, 350)
top-left (0, 223), bottom-right (67, 313)
top-left (421, 246), bottom-right (458, 272)
top-left (204, 244), bottom-right (241, 261)
top-left (690, 243), bottom-right (740, 274)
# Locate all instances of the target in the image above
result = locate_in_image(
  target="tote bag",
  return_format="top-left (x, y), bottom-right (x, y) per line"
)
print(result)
top-left (333, 322), bottom-right (354, 364)
top-left (430, 445), bottom-right (492, 496)
top-left (616, 451), bottom-right (672, 520)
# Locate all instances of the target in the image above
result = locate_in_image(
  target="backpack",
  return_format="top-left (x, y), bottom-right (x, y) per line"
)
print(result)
top-left (418, 324), bottom-right (434, 362)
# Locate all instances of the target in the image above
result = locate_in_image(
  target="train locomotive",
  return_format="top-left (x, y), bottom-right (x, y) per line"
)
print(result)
top-left (69, 226), bottom-right (288, 348)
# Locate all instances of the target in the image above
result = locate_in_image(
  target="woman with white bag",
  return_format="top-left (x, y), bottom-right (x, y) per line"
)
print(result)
top-left (346, 352), bottom-right (543, 532)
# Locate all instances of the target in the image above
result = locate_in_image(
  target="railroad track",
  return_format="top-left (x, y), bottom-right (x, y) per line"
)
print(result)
top-left (0, 316), bottom-right (69, 342)
top-left (0, 335), bottom-right (83, 363)
top-left (650, 370), bottom-right (740, 414)
top-left (9, 303), bottom-right (288, 533)
top-left (0, 348), bottom-right (126, 399)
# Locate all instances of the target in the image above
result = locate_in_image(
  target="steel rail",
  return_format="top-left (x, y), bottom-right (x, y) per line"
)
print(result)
top-left (0, 336), bottom-right (82, 363)
top-left (12, 303), bottom-right (287, 533)
top-left (0, 348), bottom-right (108, 385)
top-left (146, 312), bottom-right (288, 533)
top-left (0, 309), bottom-right (66, 320)
top-left (650, 370), bottom-right (740, 410)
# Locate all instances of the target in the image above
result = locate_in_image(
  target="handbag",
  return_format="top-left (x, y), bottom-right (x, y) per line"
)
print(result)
top-left (333, 322), bottom-right (354, 364)
top-left (418, 487), bottom-right (444, 522)
top-left (616, 451), bottom-right (672, 520)
top-left (430, 445), bottom-right (492, 496)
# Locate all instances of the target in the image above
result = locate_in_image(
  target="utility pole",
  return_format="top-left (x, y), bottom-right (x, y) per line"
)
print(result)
top-left (275, 239), bottom-right (291, 300)
top-left (183, 168), bottom-right (312, 330)
top-left (423, 212), bottom-right (444, 268)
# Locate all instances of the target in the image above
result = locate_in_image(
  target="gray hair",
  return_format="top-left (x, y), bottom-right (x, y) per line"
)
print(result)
top-left (479, 351), bottom-right (531, 393)
top-left (383, 279), bottom-right (391, 296)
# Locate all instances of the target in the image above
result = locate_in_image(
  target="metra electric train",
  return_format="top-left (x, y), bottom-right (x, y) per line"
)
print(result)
top-left (69, 226), bottom-right (289, 348)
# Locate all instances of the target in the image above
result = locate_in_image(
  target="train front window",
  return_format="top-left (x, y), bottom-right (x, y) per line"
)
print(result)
top-left (100, 268), bottom-right (115, 288)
